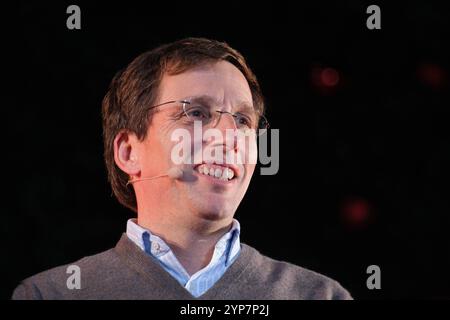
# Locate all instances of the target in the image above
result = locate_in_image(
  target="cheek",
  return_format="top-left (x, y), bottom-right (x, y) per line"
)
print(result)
top-left (168, 127), bottom-right (196, 165)
top-left (240, 137), bottom-right (258, 165)
top-left (245, 163), bottom-right (257, 177)
top-left (241, 138), bottom-right (257, 179)
top-left (140, 128), bottom-right (174, 172)
top-left (139, 141), bottom-right (162, 175)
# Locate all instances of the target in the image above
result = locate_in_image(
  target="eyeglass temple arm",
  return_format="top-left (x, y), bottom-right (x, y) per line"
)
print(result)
top-left (147, 100), bottom-right (191, 111)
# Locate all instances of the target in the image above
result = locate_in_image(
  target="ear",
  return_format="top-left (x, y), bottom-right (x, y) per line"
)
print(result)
top-left (113, 130), bottom-right (141, 177)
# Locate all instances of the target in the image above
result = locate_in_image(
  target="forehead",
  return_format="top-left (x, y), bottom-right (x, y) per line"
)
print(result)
top-left (157, 61), bottom-right (253, 107)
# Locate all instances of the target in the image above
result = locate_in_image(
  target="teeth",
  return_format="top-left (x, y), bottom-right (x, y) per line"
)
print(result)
top-left (220, 169), bottom-right (228, 180)
top-left (196, 164), bottom-right (235, 181)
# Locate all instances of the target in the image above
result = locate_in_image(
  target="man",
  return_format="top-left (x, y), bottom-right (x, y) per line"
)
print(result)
top-left (13, 38), bottom-right (352, 299)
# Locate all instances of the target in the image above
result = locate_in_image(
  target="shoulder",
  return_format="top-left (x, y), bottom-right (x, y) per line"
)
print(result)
top-left (12, 247), bottom-right (121, 300)
top-left (240, 243), bottom-right (353, 300)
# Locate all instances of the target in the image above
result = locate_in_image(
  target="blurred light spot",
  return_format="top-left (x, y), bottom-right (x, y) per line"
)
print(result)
top-left (341, 197), bottom-right (371, 229)
top-left (417, 63), bottom-right (446, 89)
top-left (321, 68), bottom-right (340, 87)
top-left (312, 67), bottom-right (340, 88)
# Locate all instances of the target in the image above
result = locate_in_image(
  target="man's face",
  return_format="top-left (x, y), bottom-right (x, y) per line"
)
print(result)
top-left (135, 61), bottom-right (257, 221)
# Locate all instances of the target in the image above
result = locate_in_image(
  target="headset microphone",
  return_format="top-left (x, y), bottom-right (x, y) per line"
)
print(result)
top-left (127, 167), bottom-right (184, 186)
top-left (167, 167), bottom-right (184, 179)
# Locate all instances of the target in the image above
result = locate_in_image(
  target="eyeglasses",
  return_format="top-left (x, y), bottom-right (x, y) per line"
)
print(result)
top-left (147, 99), bottom-right (269, 135)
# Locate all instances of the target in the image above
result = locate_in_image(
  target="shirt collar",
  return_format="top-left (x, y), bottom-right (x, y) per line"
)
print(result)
top-left (126, 218), bottom-right (241, 265)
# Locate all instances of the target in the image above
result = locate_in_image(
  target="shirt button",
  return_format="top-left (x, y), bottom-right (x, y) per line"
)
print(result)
top-left (151, 242), bottom-right (160, 253)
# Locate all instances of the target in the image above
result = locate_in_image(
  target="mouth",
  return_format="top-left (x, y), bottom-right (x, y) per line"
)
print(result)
top-left (193, 162), bottom-right (239, 182)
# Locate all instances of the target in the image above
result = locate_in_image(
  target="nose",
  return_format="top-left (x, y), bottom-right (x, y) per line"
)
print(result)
top-left (212, 111), bottom-right (237, 130)
top-left (207, 111), bottom-right (238, 151)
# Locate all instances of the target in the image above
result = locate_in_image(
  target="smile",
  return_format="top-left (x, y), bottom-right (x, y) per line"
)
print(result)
top-left (194, 163), bottom-right (237, 181)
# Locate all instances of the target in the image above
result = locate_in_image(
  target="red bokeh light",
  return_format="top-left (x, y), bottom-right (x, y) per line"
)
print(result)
top-left (341, 197), bottom-right (372, 229)
top-left (320, 68), bottom-right (340, 87)
top-left (417, 63), bottom-right (446, 89)
top-left (312, 67), bottom-right (340, 87)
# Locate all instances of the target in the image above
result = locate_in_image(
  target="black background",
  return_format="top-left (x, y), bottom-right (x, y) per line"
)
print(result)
top-left (3, 1), bottom-right (450, 300)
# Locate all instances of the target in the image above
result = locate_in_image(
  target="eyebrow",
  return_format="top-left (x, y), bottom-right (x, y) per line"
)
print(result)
top-left (184, 94), bottom-right (255, 113)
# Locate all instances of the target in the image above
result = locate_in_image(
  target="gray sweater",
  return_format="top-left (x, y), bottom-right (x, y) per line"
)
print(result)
top-left (12, 234), bottom-right (352, 300)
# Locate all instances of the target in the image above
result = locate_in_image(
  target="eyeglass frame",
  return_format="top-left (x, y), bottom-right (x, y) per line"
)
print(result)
top-left (145, 99), bottom-right (269, 133)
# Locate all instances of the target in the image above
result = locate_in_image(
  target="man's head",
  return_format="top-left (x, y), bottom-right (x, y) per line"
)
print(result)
top-left (102, 38), bottom-right (264, 223)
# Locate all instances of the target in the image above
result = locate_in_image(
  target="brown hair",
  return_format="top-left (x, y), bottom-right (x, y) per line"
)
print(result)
top-left (102, 37), bottom-right (265, 212)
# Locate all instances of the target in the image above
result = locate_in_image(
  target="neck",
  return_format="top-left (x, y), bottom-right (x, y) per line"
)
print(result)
top-left (137, 212), bottom-right (234, 276)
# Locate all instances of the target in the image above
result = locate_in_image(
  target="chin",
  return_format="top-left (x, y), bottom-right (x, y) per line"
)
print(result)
top-left (193, 201), bottom-right (236, 222)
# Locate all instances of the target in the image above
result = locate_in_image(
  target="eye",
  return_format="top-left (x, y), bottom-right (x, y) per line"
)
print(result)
top-left (235, 113), bottom-right (253, 128)
top-left (184, 105), bottom-right (211, 121)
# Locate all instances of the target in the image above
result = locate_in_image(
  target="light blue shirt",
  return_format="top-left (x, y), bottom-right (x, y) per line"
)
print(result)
top-left (126, 218), bottom-right (241, 297)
